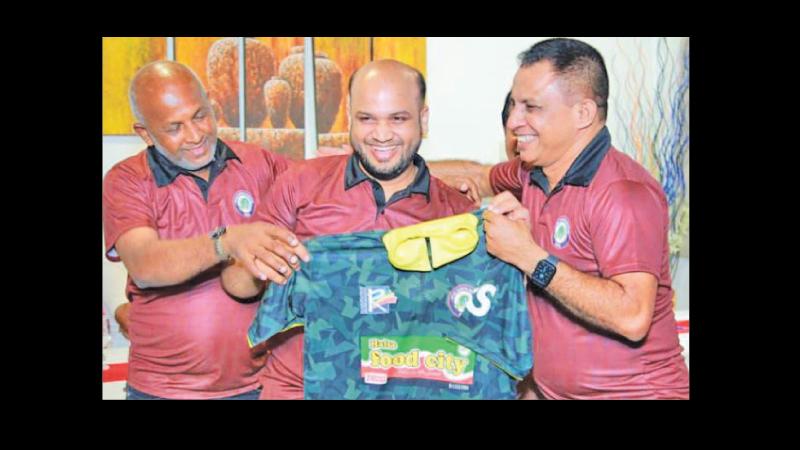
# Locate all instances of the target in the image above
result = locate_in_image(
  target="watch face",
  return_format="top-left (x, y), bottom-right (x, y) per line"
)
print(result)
top-left (533, 261), bottom-right (556, 287)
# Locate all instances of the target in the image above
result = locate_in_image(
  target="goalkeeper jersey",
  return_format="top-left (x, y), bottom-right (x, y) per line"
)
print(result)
top-left (248, 211), bottom-right (533, 399)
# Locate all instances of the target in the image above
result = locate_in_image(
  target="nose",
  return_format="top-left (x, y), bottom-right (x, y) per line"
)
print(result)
top-left (185, 122), bottom-right (203, 145)
top-left (372, 120), bottom-right (393, 142)
top-left (506, 103), bottom-right (526, 132)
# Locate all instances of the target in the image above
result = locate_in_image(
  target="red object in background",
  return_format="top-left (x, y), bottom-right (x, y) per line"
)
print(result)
top-left (103, 363), bottom-right (128, 383)
top-left (676, 320), bottom-right (689, 334)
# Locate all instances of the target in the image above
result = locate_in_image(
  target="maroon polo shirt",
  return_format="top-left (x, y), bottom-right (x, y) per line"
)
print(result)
top-left (102, 139), bottom-right (290, 399)
top-left (258, 153), bottom-right (476, 399)
top-left (490, 127), bottom-right (689, 399)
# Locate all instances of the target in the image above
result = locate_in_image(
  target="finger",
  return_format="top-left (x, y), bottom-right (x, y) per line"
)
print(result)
top-left (507, 206), bottom-right (530, 222)
top-left (488, 191), bottom-right (520, 214)
top-left (263, 226), bottom-right (309, 264)
top-left (291, 240), bottom-right (311, 263)
top-left (254, 258), bottom-right (288, 285)
top-left (487, 190), bottom-right (516, 210)
top-left (253, 247), bottom-right (293, 278)
top-left (258, 262), bottom-right (288, 285)
top-left (240, 251), bottom-right (268, 281)
top-left (265, 239), bottom-right (301, 269)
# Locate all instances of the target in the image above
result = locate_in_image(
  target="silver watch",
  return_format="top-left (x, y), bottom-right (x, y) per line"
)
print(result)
top-left (210, 226), bottom-right (229, 261)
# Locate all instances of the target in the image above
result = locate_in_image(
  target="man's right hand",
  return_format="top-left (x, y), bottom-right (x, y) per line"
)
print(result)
top-left (114, 303), bottom-right (130, 340)
top-left (222, 222), bottom-right (310, 285)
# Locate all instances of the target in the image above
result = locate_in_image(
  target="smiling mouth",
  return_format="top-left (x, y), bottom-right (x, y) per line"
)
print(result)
top-left (369, 144), bottom-right (399, 162)
top-left (185, 138), bottom-right (208, 156)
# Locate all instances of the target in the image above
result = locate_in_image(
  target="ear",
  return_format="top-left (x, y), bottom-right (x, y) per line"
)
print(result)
top-left (420, 105), bottom-right (430, 139)
top-left (573, 98), bottom-right (598, 130)
top-left (133, 123), bottom-right (155, 147)
top-left (345, 96), bottom-right (352, 130)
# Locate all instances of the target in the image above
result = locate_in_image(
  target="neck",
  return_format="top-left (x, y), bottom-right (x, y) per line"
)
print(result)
top-left (193, 168), bottom-right (211, 181)
top-left (543, 123), bottom-right (604, 189)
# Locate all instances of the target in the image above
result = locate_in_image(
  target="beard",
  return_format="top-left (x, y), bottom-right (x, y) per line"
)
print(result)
top-left (154, 136), bottom-right (218, 172)
top-left (351, 135), bottom-right (422, 181)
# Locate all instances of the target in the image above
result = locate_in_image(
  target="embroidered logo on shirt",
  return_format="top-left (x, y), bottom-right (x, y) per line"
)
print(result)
top-left (359, 286), bottom-right (398, 314)
top-left (233, 190), bottom-right (255, 217)
top-left (447, 284), bottom-right (495, 318)
top-left (553, 216), bottom-right (570, 249)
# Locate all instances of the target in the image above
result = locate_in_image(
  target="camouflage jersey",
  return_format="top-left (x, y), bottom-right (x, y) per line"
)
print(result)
top-left (248, 211), bottom-right (533, 399)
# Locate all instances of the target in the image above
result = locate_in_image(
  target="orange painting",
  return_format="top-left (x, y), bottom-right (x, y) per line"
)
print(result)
top-left (103, 37), bottom-right (426, 160)
top-left (102, 37), bottom-right (166, 135)
top-left (372, 37), bottom-right (426, 79)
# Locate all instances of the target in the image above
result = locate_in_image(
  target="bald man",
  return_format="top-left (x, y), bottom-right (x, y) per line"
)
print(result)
top-left (221, 59), bottom-right (476, 399)
top-left (103, 61), bottom-right (309, 399)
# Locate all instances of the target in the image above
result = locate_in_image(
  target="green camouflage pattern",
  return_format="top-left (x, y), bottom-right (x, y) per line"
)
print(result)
top-left (248, 210), bottom-right (532, 399)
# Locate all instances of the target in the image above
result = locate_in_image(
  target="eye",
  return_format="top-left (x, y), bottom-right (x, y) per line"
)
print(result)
top-left (525, 104), bottom-right (541, 112)
top-left (357, 115), bottom-right (374, 123)
top-left (391, 115), bottom-right (409, 123)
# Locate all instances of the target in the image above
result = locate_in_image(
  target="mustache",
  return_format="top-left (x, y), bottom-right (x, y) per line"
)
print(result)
top-left (363, 139), bottom-right (402, 146)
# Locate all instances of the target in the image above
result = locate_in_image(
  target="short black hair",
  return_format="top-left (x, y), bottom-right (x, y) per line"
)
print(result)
top-left (518, 38), bottom-right (609, 120)
top-left (348, 64), bottom-right (427, 107)
top-left (501, 91), bottom-right (512, 127)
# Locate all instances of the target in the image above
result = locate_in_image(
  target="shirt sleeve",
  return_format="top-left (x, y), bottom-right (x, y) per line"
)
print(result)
top-left (102, 166), bottom-right (156, 261)
top-left (590, 180), bottom-right (668, 279)
top-left (489, 158), bottom-right (525, 199)
top-left (259, 164), bottom-right (301, 231)
top-left (247, 272), bottom-right (304, 348)
top-left (252, 148), bottom-right (294, 226)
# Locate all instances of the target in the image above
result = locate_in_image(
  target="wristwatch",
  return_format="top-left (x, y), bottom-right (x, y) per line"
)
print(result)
top-left (210, 226), bottom-right (229, 261)
top-left (529, 254), bottom-right (559, 289)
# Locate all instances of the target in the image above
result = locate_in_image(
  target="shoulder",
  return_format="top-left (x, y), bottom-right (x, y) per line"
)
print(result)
top-left (283, 154), bottom-right (349, 181)
top-left (430, 176), bottom-right (477, 214)
top-left (590, 147), bottom-right (667, 208)
top-left (103, 150), bottom-right (151, 187)
top-left (224, 139), bottom-right (285, 166)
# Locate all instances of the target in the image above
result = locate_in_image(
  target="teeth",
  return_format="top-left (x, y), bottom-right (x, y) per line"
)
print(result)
top-left (517, 135), bottom-right (535, 142)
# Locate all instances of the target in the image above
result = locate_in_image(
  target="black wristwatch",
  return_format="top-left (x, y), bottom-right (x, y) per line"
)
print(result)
top-left (210, 226), bottom-right (229, 261)
top-left (530, 254), bottom-right (559, 289)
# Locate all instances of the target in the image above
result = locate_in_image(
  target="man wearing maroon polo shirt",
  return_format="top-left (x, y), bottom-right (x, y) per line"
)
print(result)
top-left (102, 61), bottom-right (309, 399)
top-left (221, 59), bottom-right (476, 399)
top-left (451, 38), bottom-right (689, 399)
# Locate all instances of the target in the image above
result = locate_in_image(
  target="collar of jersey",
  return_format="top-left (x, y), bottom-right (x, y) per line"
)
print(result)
top-left (381, 213), bottom-right (479, 271)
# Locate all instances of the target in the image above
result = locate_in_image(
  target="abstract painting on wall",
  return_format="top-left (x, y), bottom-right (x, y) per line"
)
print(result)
top-left (103, 37), bottom-right (426, 161)
top-left (102, 37), bottom-right (166, 135)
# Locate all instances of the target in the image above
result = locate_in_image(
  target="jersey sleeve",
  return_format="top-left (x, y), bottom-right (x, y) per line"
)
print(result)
top-left (489, 158), bottom-right (525, 199)
top-left (257, 164), bottom-right (301, 230)
top-left (247, 271), bottom-right (305, 348)
top-left (590, 180), bottom-right (668, 279)
top-left (102, 165), bottom-right (156, 261)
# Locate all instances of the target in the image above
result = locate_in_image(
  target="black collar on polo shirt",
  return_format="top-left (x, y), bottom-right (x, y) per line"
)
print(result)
top-left (529, 126), bottom-right (612, 196)
top-left (345, 152), bottom-right (431, 213)
top-left (147, 139), bottom-right (240, 188)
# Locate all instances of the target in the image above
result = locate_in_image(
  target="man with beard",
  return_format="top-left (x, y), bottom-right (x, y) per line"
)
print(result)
top-left (220, 59), bottom-right (477, 399)
top-left (103, 61), bottom-right (309, 399)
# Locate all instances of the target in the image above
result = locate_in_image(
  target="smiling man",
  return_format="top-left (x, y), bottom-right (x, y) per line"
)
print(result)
top-left (220, 59), bottom-right (478, 399)
top-left (430, 38), bottom-right (689, 399)
top-left (103, 61), bottom-right (309, 399)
